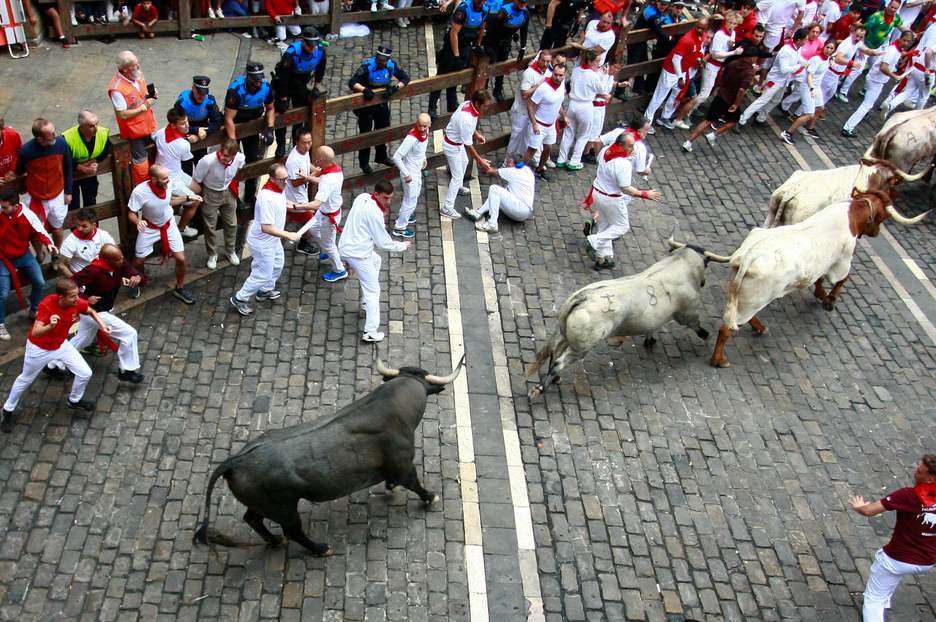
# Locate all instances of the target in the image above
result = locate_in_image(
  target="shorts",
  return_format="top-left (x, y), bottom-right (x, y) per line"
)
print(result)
top-left (685, 77), bottom-right (698, 99)
top-left (135, 219), bottom-right (185, 257)
top-left (171, 172), bottom-right (194, 197)
top-left (24, 191), bottom-right (66, 229)
top-left (526, 119), bottom-right (559, 150)
top-left (706, 96), bottom-right (741, 123)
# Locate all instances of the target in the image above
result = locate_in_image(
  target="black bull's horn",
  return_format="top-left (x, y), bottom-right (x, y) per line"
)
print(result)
top-left (374, 354), bottom-right (467, 386)
top-left (667, 228), bottom-right (731, 263)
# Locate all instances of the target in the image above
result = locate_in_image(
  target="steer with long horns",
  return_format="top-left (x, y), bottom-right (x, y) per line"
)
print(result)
top-left (864, 107), bottom-right (936, 183)
top-left (712, 189), bottom-right (928, 367)
top-left (195, 354), bottom-right (465, 557)
top-left (525, 235), bottom-right (730, 399)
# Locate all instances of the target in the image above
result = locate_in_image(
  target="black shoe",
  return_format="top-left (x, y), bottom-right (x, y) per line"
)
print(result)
top-left (583, 219), bottom-right (594, 237)
top-left (1, 410), bottom-right (12, 433)
top-left (274, 148), bottom-right (285, 160)
top-left (67, 399), bottom-right (96, 412)
top-left (753, 117), bottom-right (766, 126)
top-left (428, 104), bottom-right (438, 120)
top-left (594, 260), bottom-right (616, 271)
top-left (43, 366), bottom-right (67, 381)
top-left (536, 168), bottom-right (551, 182)
top-left (613, 87), bottom-right (628, 102)
top-left (493, 89), bottom-right (506, 103)
top-left (582, 153), bottom-right (598, 165)
top-left (117, 369), bottom-right (145, 384)
top-left (374, 155), bottom-right (394, 168)
top-left (296, 239), bottom-right (319, 255)
top-left (360, 162), bottom-right (373, 174)
top-left (841, 128), bottom-right (858, 138)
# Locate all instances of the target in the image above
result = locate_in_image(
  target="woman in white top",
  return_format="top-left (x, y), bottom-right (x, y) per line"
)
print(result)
top-left (557, 50), bottom-right (611, 171)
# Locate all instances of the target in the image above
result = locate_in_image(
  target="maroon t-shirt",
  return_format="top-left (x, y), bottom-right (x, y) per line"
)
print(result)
top-left (880, 487), bottom-right (936, 566)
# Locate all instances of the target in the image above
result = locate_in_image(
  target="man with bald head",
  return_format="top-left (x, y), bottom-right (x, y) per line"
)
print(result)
top-left (126, 164), bottom-right (199, 304)
top-left (390, 113), bottom-right (431, 238)
top-left (644, 17), bottom-right (709, 132)
top-left (63, 111), bottom-right (111, 212)
top-left (302, 145), bottom-right (347, 282)
top-left (108, 51), bottom-right (157, 184)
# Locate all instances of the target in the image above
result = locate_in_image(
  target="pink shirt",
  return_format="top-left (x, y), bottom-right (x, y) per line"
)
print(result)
top-left (800, 37), bottom-right (825, 59)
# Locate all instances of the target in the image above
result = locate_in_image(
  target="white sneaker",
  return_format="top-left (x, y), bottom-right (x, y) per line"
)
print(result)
top-left (396, 17), bottom-right (407, 27)
top-left (181, 226), bottom-right (198, 239)
top-left (545, 159), bottom-right (557, 168)
top-left (646, 125), bottom-right (656, 135)
top-left (168, 10), bottom-right (176, 19)
top-left (404, 17), bottom-right (411, 24)
top-left (293, 6), bottom-right (301, 14)
top-left (0, 323), bottom-right (9, 341)
top-left (362, 331), bottom-right (385, 342)
top-left (705, 132), bottom-right (716, 147)
top-left (458, 186), bottom-right (470, 196)
top-left (879, 102), bottom-right (891, 123)
top-left (228, 252), bottom-right (241, 266)
top-left (475, 220), bottom-right (498, 233)
top-left (381, 1), bottom-right (393, 8)
top-left (207, 7), bottom-right (216, 18)
top-left (371, 2), bottom-right (378, 10)
top-left (217, 8), bottom-right (225, 17)
top-left (464, 207), bottom-right (481, 221)
top-left (440, 206), bottom-right (462, 219)
top-left (207, 254), bottom-right (218, 270)
top-left (681, 140), bottom-right (692, 152)
top-left (673, 119), bottom-right (691, 130)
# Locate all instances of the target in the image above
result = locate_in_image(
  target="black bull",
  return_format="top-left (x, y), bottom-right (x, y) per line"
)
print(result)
top-left (194, 356), bottom-right (465, 557)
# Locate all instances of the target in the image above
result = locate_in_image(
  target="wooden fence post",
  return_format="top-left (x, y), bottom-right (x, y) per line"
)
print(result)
top-left (178, 0), bottom-right (192, 40)
top-left (110, 139), bottom-right (136, 252)
top-left (310, 89), bottom-right (329, 151)
top-left (57, 0), bottom-right (75, 43)
top-left (328, 0), bottom-right (342, 36)
top-left (611, 0), bottom-right (636, 59)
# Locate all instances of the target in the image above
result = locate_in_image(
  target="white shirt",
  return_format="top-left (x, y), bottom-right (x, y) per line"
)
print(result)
top-left (798, 53), bottom-right (831, 85)
top-left (768, 0), bottom-right (806, 28)
top-left (284, 147), bottom-right (312, 204)
top-left (868, 43), bottom-right (902, 83)
top-left (921, 21), bottom-right (936, 51)
top-left (314, 167), bottom-right (344, 214)
top-left (530, 79), bottom-right (566, 124)
top-left (601, 128), bottom-right (651, 175)
top-left (392, 133), bottom-right (429, 179)
top-left (154, 127), bottom-right (192, 186)
top-left (593, 147), bottom-right (634, 205)
top-left (337, 193), bottom-right (408, 259)
top-left (707, 29), bottom-right (735, 70)
top-left (757, 0), bottom-right (775, 24)
top-left (568, 66), bottom-right (607, 101)
top-left (898, 1), bottom-right (925, 29)
top-left (128, 181), bottom-right (173, 227)
top-left (798, 0), bottom-right (818, 27)
top-left (496, 165), bottom-right (535, 210)
top-left (830, 36), bottom-right (863, 72)
top-left (581, 20), bottom-right (617, 66)
top-left (766, 41), bottom-right (807, 85)
top-left (819, 3), bottom-right (841, 41)
top-left (60, 228), bottom-right (116, 274)
top-left (511, 65), bottom-right (551, 115)
top-left (444, 102), bottom-right (480, 145)
top-left (248, 186), bottom-right (287, 247)
top-left (193, 151), bottom-right (246, 192)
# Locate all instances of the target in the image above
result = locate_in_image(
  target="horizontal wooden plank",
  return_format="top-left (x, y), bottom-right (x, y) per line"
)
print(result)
top-left (325, 70), bottom-right (474, 114)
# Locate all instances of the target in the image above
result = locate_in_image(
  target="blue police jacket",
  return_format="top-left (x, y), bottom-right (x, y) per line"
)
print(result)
top-left (176, 90), bottom-right (217, 124)
top-left (501, 3), bottom-right (527, 28)
top-left (283, 41), bottom-right (325, 78)
top-left (362, 58), bottom-right (397, 88)
top-left (229, 76), bottom-right (271, 114)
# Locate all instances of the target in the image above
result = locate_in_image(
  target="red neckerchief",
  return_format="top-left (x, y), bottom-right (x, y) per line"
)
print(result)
top-left (883, 11), bottom-right (895, 26)
top-left (83, 256), bottom-right (122, 354)
top-left (916, 483), bottom-right (936, 508)
top-left (462, 102), bottom-right (481, 117)
top-left (597, 22), bottom-right (611, 32)
top-left (217, 151), bottom-right (242, 198)
top-left (320, 163), bottom-right (342, 175)
top-left (371, 193), bottom-right (387, 216)
top-left (27, 195), bottom-right (47, 228)
top-left (719, 25), bottom-right (731, 37)
top-left (164, 124), bottom-right (187, 144)
top-left (148, 181), bottom-right (167, 200)
top-left (626, 128), bottom-right (643, 143)
top-left (0, 205), bottom-right (27, 310)
top-left (74, 226), bottom-right (98, 240)
top-left (262, 179), bottom-right (284, 193)
top-left (548, 76), bottom-right (563, 89)
top-left (408, 125), bottom-right (428, 142)
top-left (216, 151), bottom-right (234, 168)
top-left (530, 63), bottom-right (545, 74)
top-left (603, 143), bottom-right (628, 162)
top-left (89, 257), bottom-right (113, 272)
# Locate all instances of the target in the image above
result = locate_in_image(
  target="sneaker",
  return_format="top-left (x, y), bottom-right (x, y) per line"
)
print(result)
top-left (207, 7), bottom-right (216, 17)
top-left (658, 118), bottom-right (675, 130)
top-left (174, 287), bottom-right (195, 304)
top-left (1, 410), bottom-right (12, 433)
top-left (0, 324), bottom-right (8, 341)
top-left (408, 216), bottom-right (416, 224)
top-left (836, 92), bottom-right (849, 103)
top-left (370, 2), bottom-right (377, 10)
top-left (805, 128), bottom-right (820, 139)
top-left (256, 290), bottom-right (281, 301)
top-left (464, 207), bottom-right (481, 221)
top-left (362, 331), bottom-right (385, 342)
top-left (673, 119), bottom-right (691, 130)
top-left (788, 113), bottom-right (799, 123)
top-left (67, 399), bottom-right (96, 412)
top-left (42, 366), bottom-right (67, 381)
top-left (732, 123), bottom-right (743, 134)
top-left (879, 102), bottom-right (891, 123)
top-left (593, 260), bottom-right (616, 271)
top-left (228, 252), bottom-right (241, 266)
top-left (582, 153), bottom-right (598, 165)
top-left (28, 309), bottom-right (37, 320)
top-left (458, 186), bottom-right (470, 196)
top-left (296, 239), bottom-right (319, 255)
top-left (565, 163), bottom-right (583, 171)
top-left (583, 240), bottom-right (597, 262)
top-left (392, 228), bottom-right (415, 238)
top-left (681, 140), bottom-right (693, 152)
top-left (475, 220), bottom-right (498, 233)
top-left (381, 1), bottom-right (393, 8)
top-left (230, 295), bottom-right (254, 316)
top-left (440, 206), bottom-right (462, 219)
top-left (396, 17), bottom-right (407, 27)
top-left (81, 341), bottom-right (105, 357)
top-left (780, 131), bottom-right (794, 145)
top-left (128, 286), bottom-right (140, 299)
top-left (216, 8), bottom-right (225, 17)
top-left (117, 369), bottom-right (145, 384)
top-left (753, 117), bottom-right (767, 126)
top-left (646, 125), bottom-right (656, 135)
top-left (319, 253), bottom-right (330, 261)
top-left (323, 270), bottom-right (348, 282)
top-left (555, 161), bottom-right (568, 168)
top-left (841, 128), bottom-right (858, 138)
top-left (181, 226), bottom-right (198, 239)
top-left (207, 254), bottom-right (218, 270)
top-left (752, 84), bottom-right (764, 94)
top-left (545, 160), bottom-right (557, 168)
top-left (582, 218), bottom-right (595, 237)
top-left (536, 168), bottom-right (551, 182)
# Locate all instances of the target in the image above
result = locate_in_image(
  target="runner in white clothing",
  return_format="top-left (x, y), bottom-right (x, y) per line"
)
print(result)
top-left (584, 56), bottom-right (630, 164)
top-left (881, 36), bottom-right (936, 115)
top-left (506, 50), bottom-right (553, 156)
top-left (229, 164), bottom-right (301, 317)
top-left (558, 50), bottom-right (610, 170)
top-left (337, 180), bottom-right (410, 343)
top-left (301, 146), bottom-right (347, 282)
top-left (57, 207), bottom-right (116, 277)
top-left (466, 153), bottom-right (536, 232)
top-left (818, 0), bottom-right (842, 42)
top-left (739, 28), bottom-right (810, 125)
top-left (525, 64), bottom-right (569, 181)
top-left (153, 107), bottom-right (201, 239)
top-left (780, 38), bottom-right (835, 143)
top-left (572, 12), bottom-right (616, 66)
top-left (391, 113), bottom-right (431, 238)
top-left (441, 90), bottom-right (493, 219)
top-left (689, 12), bottom-right (744, 121)
top-left (282, 128), bottom-right (318, 256)
top-left (843, 31), bottom-right (914, 136)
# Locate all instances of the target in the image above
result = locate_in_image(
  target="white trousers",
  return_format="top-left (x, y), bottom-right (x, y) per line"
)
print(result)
top-left (236, 241), bottom-right (284, 301)
top-left (4, 341), bottom-right (92, 410)
top-left (308, 0), bottom-right (329, 13)
top-left (558, 100), bottom-right (594, 166)
top-left (507, 110), bottom-right (531, 154)
top-left (443, 141), bottom-right (468, 211)
top-left (645, 69), bottom-right (679, 123)
top-left (791, 79), bottom-right (817, 115)
top-left (589, 105), bottom-right (608, 141)
top-left (887, 68), bottom-right (930, 110)
top-left (395, 0), bottom-right (413, 6)
top-left (739, 80), bottom-right (787, 124)
top-left (587, 192), bottom-right (630, 259)
top-left (23, 191), bottom-right (67, 229)
top-left (692, 65), bottom-right (719, 113)
top-left (840, 59), bottom-right (867, 95)
top-left (480, 186), bottom-right (533, 223)
top-left (819, 70), bottom-right (841, 107)
top-left (863, 549), bottom-right (934, 622)
top-left (345, 252), bottom-right (382, 333)
top-left (844, 80), bottom-right (886, 132)
top-left (395, 174), bottom-right (422, 230)
top-left (51, 312), bottom-right (140, 373)
top-left (275, 24), bottom-right (302, 40)
top-left (310, 210), bottom-right (343, 272)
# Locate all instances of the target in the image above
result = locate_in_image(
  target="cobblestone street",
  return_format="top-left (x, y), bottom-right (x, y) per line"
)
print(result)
top-left (2, 11), bottom-right (936, 622)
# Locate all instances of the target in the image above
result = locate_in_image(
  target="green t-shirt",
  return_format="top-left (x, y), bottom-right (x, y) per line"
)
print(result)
top-left (863, 11), bottom-right (903, 49)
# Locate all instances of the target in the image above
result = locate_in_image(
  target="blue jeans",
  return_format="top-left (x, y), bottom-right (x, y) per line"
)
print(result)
top-left (0, 253), bottom-right (44, 323)
top-left (222, 0), bottom-right (248, 16)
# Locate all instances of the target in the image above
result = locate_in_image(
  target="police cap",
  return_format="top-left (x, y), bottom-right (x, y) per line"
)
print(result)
top-left (246, 62), bottom-right (264, 78)
top-left (376, 45), bottom-right (392, 60)
top-left (302, 27), bottom-right (322, 45)
top-left (192, 76), bottom-right (210, 93)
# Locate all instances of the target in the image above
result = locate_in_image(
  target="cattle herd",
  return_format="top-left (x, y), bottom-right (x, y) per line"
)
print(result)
top-left (194, 108), bottom-right (935, 558)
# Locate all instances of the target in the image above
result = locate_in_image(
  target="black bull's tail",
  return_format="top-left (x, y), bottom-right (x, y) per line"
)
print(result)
top-left (193, 460), bottom-right (250, 548)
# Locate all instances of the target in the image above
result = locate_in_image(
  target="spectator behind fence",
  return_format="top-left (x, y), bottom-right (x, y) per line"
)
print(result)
top-left (131, 0), bottom-right (159, 38)
top-left (109, 51), bottom-right (158, 185)
top-left (23, 0), bottom-right (69, 49)
top-left (273, 27), bottom-right (327, 159)
top-left (349, 45), bottom-right (410, 173)
top-left (484, 0), bottom-right (530, 102)
top-left (225, 62), bottom-right (276, 208)
top-left (63, 111), bottom-right (111, 212)
top-left (175, 76), bottom-right (224, 176)
top-left (428, 0), bottom-right (490, 119)
top-left (540, 0), bottom-right (588, 50)
top-left (0, 118), bottom-right (22, 191)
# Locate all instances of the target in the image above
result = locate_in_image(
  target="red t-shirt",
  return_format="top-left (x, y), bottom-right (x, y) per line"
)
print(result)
top-left (28, 294), bottom-right (90, 351)
top-left (736, 12), bottom-right (759, 43)
top-left (132, 4), bottom-right (159, 21)
top-left (0, 126), bottom-right (22, 179)
top-left (880, 487), bottom-right (936, 566)
top-left (663, 30), bottom-right (703, 74)
top-left (829, 14), bottom-right (858, 43)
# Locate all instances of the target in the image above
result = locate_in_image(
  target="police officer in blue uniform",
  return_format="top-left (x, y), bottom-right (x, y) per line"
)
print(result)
top-left (224, 62), bottom-right (276, 207)
top-left (349, 45), bottom-right (410, 174)
top-left (483, 0), bottom-right (530, 102)
top-left (540, 0), bottom-right (587, 50)
top-left (272, 27), bottom-right (328, 160)
top-left (428, 0), bottom-right (489, 119)
top-left (627, 0), bottom-right (672, 96)
top-left (176, 76), bottom-right (225, 176)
